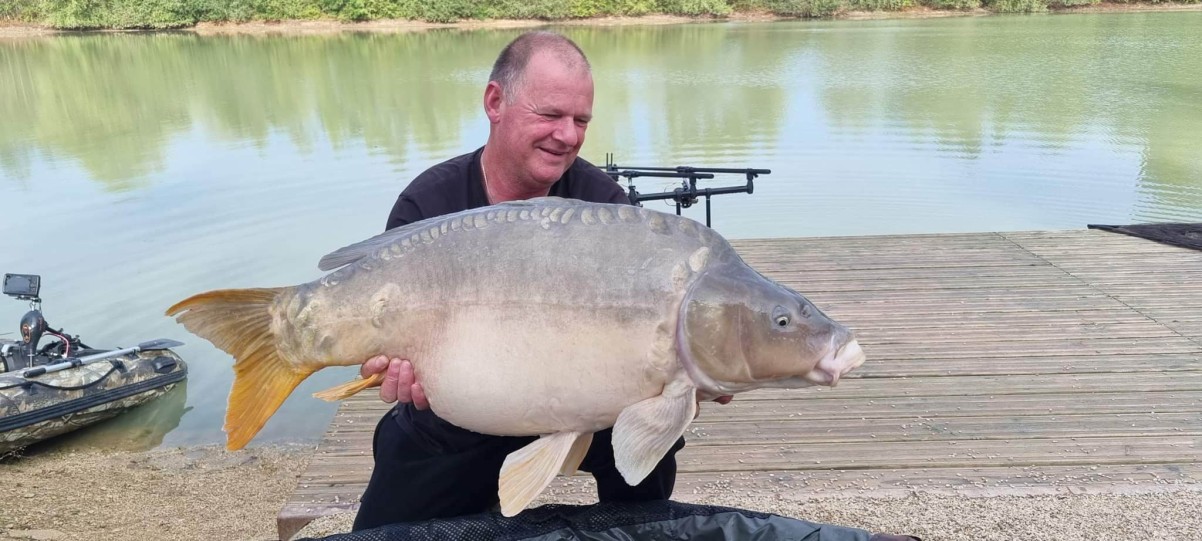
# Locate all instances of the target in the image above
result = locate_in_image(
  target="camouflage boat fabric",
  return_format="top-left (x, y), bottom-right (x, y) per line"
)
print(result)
top-left (0, 348), bottom-right (187, 454)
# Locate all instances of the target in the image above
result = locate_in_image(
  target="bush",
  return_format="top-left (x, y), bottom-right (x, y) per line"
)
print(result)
top-left (108, 0), bottom-right (204, 27)
top-left (921, 0), bottom-right (981, 9)
top-left (846, 0), bottom-right (913, 10)
top-left (568, 0), bottom-right (658, 17)
top-left (1046, 0), bottom-right (1097, 6)
top-left (758, 0), bottom-right (843, 16)
top-left (984, 0), bottom-right (1047, 11)
top-left (655, 0), bottom-right (733, 16)
top-left (1, 0), bottom-right (43, 21)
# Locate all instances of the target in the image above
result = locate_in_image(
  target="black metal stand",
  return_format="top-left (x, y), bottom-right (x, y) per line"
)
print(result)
top-left (603, 154), bottom-right (770, 228)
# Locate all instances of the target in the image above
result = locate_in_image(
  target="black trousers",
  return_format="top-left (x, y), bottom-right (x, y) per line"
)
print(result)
top-left (352, 406), bottom-right (686, 531)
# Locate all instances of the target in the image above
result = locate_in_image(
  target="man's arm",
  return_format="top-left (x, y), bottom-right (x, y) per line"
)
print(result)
top-left (385, 194), bottom-right (424, 231)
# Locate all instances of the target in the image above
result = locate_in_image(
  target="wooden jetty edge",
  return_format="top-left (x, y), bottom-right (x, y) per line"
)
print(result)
top-left (277, 227), bottom-right (1202, 540)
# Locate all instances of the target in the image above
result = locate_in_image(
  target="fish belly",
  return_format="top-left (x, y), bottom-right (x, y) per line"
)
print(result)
top-left (416, 303), bottom-right (680, 437)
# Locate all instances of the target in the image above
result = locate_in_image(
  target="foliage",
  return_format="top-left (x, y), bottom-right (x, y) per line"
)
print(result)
top-left (751, 0), bottom-right (843, 16)
top-left (567, 0), bottom-right (658, 17)
top-left (919, 0), bottom-right (981, 9)
top-left (1, 0), bottom-right (43, 21)
top-left (655, 0), bottom-right (733, 15)
top-left (39, 0), bottom-right (201, 29)
top-left (845, 0), bottom-right (913, 10)
top-left (982, 0), bottom-right (1047, 11)
top-left (2, 0), bottom-right (1200, 27)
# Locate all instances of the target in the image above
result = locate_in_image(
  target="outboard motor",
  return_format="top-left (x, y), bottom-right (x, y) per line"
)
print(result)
top-left (20, 309), bottom-right (47, 354)
top-left (5, 273), bottom-right (46, 369)
top-left (1, 274), bottom-right (94, 373)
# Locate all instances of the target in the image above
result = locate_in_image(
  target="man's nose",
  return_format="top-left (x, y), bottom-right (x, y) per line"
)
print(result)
top-left (552, 116), bottom-right (580, 147)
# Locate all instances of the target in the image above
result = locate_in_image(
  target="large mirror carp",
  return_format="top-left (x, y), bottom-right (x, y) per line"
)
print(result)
top-left (166, 196), bottom-right (866, 516)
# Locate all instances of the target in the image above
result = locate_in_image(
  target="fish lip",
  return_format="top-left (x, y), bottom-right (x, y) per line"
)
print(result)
top-left (808, 337), bottom-right (866, 387)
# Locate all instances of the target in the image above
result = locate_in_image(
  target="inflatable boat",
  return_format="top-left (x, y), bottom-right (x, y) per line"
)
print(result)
top-left (0, 273), bottom-right (188, 455)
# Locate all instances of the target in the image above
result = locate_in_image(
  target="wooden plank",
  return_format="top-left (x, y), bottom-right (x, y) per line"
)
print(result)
top-left (661, 463), bottom-right (1202, 499)
top-left (738, 372), bottom-right (1202, 401)
top-left (683, 413), bottom-right (1202, 446)
top-left (854, 340), bottom-right (1201, 360)
top-left (732, 233), bottom-right (1018, 249)
top-left (1167, 321), bottom-right (1202, 339)
top-left (856, 324), bottom-right (1183, 342)
top-left (673, 436), bottom-right (1200, 472)
top-left (737, 265), bottom-right (1058, 280)
top-left (763, 277), bottom-right (1083, 293)
top-left (815, 310), bottom-right (1157, 328)
top-left (786, 286), bottom-right (1115, 301)
top-left (693, 392), bottom-right (1202, 422)
top-left (850, 354), bottom-right (1202, 377)
top-left (816, 298), bottom-right (1127, 313)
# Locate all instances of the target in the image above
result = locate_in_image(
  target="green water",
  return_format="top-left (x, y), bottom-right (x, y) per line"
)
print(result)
top-left (1, 12), bottom-right (1200, 450)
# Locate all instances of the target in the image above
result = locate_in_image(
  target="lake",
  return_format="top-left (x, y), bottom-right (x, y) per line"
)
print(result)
top-left (1, 11), bottom-right (1200, 450)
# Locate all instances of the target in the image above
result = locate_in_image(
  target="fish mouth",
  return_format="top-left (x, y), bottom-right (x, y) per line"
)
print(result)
top-left (804, 338), bottom-right (866, 387)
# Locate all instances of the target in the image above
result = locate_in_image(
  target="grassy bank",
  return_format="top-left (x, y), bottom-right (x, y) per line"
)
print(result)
top-left (0, 0), bottom-right (1197, 30)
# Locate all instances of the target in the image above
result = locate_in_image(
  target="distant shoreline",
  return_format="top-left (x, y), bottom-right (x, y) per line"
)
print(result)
top-left (2, 3), bottom-right (1200, 39)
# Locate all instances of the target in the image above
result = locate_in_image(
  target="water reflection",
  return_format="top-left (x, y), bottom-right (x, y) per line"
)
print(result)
top-left (1, 13), bottom-right (1200, 447)
top-left (2, 16), bottom-right (1199, 210)
top-left (806, 15), bottom-right (1201, 222)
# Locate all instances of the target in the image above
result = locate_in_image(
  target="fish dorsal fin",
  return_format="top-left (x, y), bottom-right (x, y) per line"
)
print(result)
top-left (316, 198), bottom-right (588, 271)
top-left (317, 203), bottom-right (487, 271)
top-left (498, 431), bottom-right (588, 517)
top-left (317, 220), bottom-right (445, 271)
top-left (611, 375), bottom-right (697, 486)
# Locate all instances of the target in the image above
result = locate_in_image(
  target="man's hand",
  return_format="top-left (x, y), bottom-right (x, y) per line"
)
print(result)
top-left (361, 355), bottom-right (428, 409)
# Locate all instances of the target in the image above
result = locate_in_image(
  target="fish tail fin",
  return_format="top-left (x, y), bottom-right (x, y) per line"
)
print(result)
top-left (313, 372), bottom-right (385, 401)
top-left (165, 286), bottom-right (313, 451)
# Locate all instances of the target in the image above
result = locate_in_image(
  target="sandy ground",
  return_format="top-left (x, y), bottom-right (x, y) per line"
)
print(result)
top-left (2, 443), bottom-right (1201, 541)
top-left (2, 4), bottom-right (1202, 39)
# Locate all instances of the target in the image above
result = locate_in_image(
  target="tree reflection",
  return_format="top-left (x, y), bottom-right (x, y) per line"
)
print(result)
top-left (0, 15), bottom-right (1198, 219)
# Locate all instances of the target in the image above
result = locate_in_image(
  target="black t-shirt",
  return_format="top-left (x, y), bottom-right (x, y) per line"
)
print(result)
top-left (385, 146), bottom-right (632, 231)
top-left (382, 146), bottom-right (634, 452)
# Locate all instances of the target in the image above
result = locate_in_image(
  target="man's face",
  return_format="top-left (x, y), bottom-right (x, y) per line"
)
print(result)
top-left (488, 51), bottom-right (594, 188)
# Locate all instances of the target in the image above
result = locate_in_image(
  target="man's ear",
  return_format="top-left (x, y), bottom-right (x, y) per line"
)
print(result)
top-left (483, 81), bottom-right (504, 123)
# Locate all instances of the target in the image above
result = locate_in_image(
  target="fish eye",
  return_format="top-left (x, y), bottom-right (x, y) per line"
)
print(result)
top-left (772, 306), bottom-right (792, 328)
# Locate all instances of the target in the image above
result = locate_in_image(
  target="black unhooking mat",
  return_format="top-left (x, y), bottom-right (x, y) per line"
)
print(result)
top-left (1087, 222), bottom-right (1202, 252)
top-left (297, 501), bottom-right (916, 541)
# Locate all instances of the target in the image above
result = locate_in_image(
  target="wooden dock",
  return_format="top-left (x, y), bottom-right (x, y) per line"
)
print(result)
top-left (277, 227), bottom-right (1202, 540)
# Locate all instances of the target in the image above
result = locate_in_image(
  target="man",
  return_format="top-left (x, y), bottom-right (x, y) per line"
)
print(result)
top-left (351, 30), bottom-right (731, 532)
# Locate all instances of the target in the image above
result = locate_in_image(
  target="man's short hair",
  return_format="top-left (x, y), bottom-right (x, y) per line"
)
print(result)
top-left (489, 31), bottom-right (591, 101)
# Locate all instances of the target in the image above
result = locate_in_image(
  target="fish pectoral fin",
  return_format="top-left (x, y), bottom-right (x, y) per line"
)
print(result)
top-left (612, 377), bottom-right (697, 487)
top-left (312, 372), bottom-right (385, 402)
top-left (498, 431), bottom-right (585, 517)
top-left (561, 432), bottom-right (594, 476)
